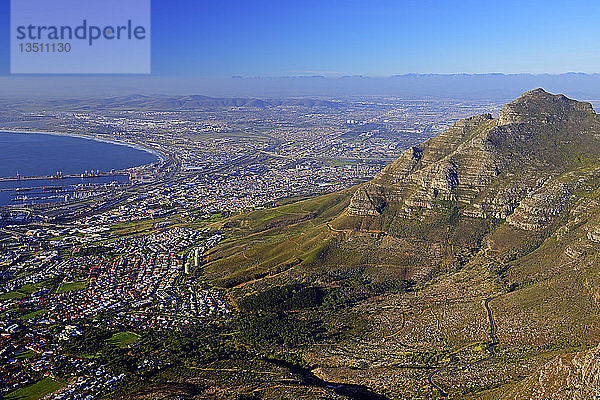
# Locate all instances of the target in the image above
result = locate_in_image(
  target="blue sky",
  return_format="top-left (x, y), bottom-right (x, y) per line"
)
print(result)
top-left (1, 0), bottom-right (600, 76)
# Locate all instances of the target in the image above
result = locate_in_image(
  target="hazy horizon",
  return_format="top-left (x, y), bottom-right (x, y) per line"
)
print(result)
top-left (4, 73), bottom-right (600, 100)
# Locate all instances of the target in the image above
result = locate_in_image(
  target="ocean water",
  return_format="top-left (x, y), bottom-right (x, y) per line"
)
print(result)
top-left (0, 131), bottom-right (157, 177)
top-left (0, 131), bottom-right (158, 206)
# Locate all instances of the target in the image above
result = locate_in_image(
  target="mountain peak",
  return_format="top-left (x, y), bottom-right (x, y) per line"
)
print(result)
top-left (346, 89), bottom-right (600, 230)
top-left (522, 87), bottom-right (551, 97)
top-left (498, 87), bottom-right (594, 125)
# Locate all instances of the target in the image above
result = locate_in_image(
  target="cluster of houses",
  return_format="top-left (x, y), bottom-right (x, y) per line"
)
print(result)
top-left (0, 226), bottom-right (228, 398)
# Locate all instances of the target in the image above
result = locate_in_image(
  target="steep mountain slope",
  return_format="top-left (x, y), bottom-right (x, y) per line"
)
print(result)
top-left (200, 89), bottom-right (600, 399)
top-left (500, 343), bottom-right (600, 400)
top-left (347, 88), bottom-right (597, 227)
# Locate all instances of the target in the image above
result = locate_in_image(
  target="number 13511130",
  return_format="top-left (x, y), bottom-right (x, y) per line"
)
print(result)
top-left (19, 43), bottom-right (71, 52)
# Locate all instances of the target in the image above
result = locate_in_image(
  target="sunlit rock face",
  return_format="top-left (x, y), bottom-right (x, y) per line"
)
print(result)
top-left (348, 89), bottom-right (600, 231)
top-left (503, 343), bottom-right (600, 400)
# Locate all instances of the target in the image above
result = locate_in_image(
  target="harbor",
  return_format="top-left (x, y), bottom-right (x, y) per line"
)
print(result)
top-left (0, 170), bottom-right (128, 182)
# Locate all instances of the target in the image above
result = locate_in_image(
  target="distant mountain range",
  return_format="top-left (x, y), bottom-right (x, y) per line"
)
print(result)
top-left (5, 73), bottom-right (600, 100)
top-left (41, 94), bottom-right (343, 110)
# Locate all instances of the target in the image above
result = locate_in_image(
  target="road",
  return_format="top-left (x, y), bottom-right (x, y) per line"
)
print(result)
top-left (426, 296), bottom-right (499, 399)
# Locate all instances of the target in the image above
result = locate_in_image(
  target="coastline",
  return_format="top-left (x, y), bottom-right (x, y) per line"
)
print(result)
top-left (0, 129), bottom-right (167, 164)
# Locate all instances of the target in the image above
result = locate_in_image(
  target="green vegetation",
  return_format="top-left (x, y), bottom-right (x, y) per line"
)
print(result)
top-left (205, 189), bottom-right (353, 288)
top-left (15, 350), bottom-right (37, 359)
top-left (0, 291), bottom-right (26, 300)
top-left (409, 349), bottom-right (459, 367)
top-left (238, 284), bottom-right (323, 313)
top-left (63, 327), bottom-right (139, 374)
top-left (5, 377), bottom-right (65, 400)
top-left (56, 280), bottom-right (88, 293)
top-left (15, 280), bottom-right (55, 295)
top-left (321, 277), bottom-right (414, 309)
top-left (0, 307), bottom-right (18, 318)
top-left (237, 284), bottom-right (326, 348)
top-left (73, 245), bottom-right (112, 256)
top-left (107, 331), bottom-right (141, 348)
top-left (112, 219), bottom-right (155, 231)
top-left (18, 284), bottom-right (39, 294)
top-left (18, 309), bottom-right (49, 320)
top-left (239, 311), bottom-right (323, 348)
top-left (64, 325), bottom-right (243, 377)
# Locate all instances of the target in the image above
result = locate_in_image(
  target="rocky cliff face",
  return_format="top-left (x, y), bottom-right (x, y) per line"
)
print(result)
top-left (347, 89), bottom-right (600, 230)
top-left (503, 344), bottom-right (600, 400)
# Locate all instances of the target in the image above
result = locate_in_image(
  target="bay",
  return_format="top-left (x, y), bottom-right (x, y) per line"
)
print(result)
top-left (0, 131), bottom-right (158, 206)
